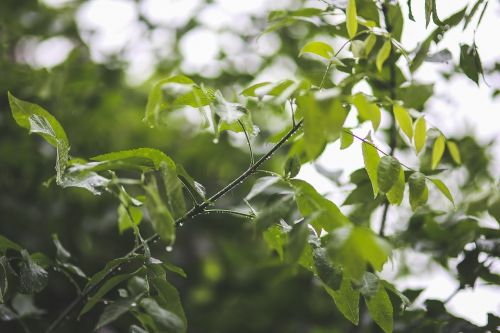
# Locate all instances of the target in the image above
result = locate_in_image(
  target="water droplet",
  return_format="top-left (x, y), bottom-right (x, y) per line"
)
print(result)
top-left (103, 300), bottom-right (109, 305)
top-left (165, 246), bottom-right (173, 252)
top-left (212, 138), bottom-right (219, 144)
top-left (131, 302), bottom-right (137, 307)
top-left (117, 267), bottom-right (122, 271)
top-left (178, 222), bottom-right (184, 227)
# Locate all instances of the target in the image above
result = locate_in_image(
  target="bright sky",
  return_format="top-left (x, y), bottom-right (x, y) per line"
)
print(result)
top-left (39, 0), bottom-right (500, 326)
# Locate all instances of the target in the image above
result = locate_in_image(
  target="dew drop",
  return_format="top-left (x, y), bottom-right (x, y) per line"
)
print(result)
top-left (212, 138), bottom-right (219, 144)
top-left (131, 302), bottom-right (137, 307)
top-left (165, 246), bottom-right (173, 252)
top-left (103, 300), bottom-right (109, 305)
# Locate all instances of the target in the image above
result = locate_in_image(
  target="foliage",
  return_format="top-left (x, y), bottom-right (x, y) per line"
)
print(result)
top-left (0, 0), bottom-right (499, 332)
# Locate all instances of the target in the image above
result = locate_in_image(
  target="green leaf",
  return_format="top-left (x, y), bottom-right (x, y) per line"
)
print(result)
top-left (446, 141), bottom-right (461, 165)
top-left (59, 168), bottom-right (110, 195)
top-left (430, 178), bottom-right (454, 205)
top-left (263, 225), bottom-right (287, 260)
top-left (386, 168), bottom-right (405, 205)
top-left (346, 0), bottom-right (358, 39)
top-left (326, 274), bottom-right (359, 325)
top-left (314, 248), bottom-right (343, 291)
top-left (130, 325), bottom-right (149, 333)
top-left (357, 272), bottom-right (379, 297)
top-left (365, 284), bottom-right (393, 333)
top-left (160, 163), bottom-right (186, 219)
top-left (11, 294), bottom-right (45, 318)
top-left (18, 250), bottom-right (48, 294)
top-left (144, 75), bottom-right (214, 127)
top-left (150, 277), bottom-right (187, 331)
top-left (352, 93), bottom-right (381, 131)
top-left (460, 44), bottom-right (483, 85)
top-left (414, 117), bottom-right (427, 154)
top-left (364, 34), bottom-right (377, 56)
top-left (291, 179), bottom-right (350, 232)
top-left (407, 0), bottom-right (415, 21)
top-left (362, 139), bottom-right (380, 197)
top-left (463, 0), bottom-right (486, 30)
top-left (284, 155), bottom-right (301, 179)
top-left (285, 221), bottom-right (309, 264)
top-left (118, 205), bottom-right (143, 234)
top-left (393, 104), bottom-right (413, 141)
top-left (377, 156), bottom-right (401, 193)
top-left (140, 298), bottom-right (184, 333)
top-left (431, 134), bottom-right (446, 169)
top-left (425, 0), bottom-right (432, 27)
top-left (92, 148), bottom-right (176, 172)
top-left (245, 176), bottom-right (281, 200)
top-left (83, 256), bottom-right (144, 293)
top-left (376, 40), bottom-right (391, 72)
top-left (299, 41), bottom-right (334, 60)
top-left (80, 266), bottom-right (145, 317)
top-left (254, 195), bottom-right (295, 232)
top-left (95, 294), bottom-right (143, 330)
top-left (52, 234), bottom-right (71, 263)
top-left (161, 262), bottom-right (187, 279)
top-left (430, 0), bottom-right (444, 26)
top-left (8, 93), bottom-right (70, 184)
top-left (340, 130), bottom-right (354, 150)
top-left (144, 176), bottom-right (176, 245)
top-left (0, 235), bottom-right (23, 253)
top-left (409, 172), bottom-right (428, 210)
top-left (176, 164), bottom-right (206, 202)
top-left (330, 226), bottom-right (391, 278)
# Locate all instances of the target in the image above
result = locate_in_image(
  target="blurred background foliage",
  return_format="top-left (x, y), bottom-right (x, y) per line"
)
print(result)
top-left (0, 0), bottom-right (498, 332)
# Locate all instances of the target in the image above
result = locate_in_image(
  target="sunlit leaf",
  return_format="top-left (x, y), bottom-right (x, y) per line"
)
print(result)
top-left (377, 156), bottom-right (401, 193)
top-left (8, 93), bottom-right (69, 184)
top-left (352, 93), bottom-right (381, 131)
top-left (346, 0), bottom-right (358, 39)
top-left (447, 141), bottom-right (462, 165)
top-left (376, 40), bottom-right (391, 72)
top-left (414, 117), bottom-right (427, 154)
top-left (340, 130), bottom-right (354, 150)
top-left (431, 134), bottom-right (446, 169)
top-left (362, 139), bottom-right (380, 197)
top-left (92, 148), bottom-right (176, 172)
top-left (386, 168), bottom-right (405, 205)
top-left (393, 104), bottom-right (413, 141)
top-left (430, 178), bottom-right (454, 205)
top-left (299, 41), bottom-right (334, 60)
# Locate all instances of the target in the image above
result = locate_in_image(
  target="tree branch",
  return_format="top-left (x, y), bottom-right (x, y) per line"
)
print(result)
top-left (46, 119), bottom-right (303, 333)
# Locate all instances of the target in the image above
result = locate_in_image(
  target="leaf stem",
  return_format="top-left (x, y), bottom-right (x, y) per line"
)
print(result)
top-left (238, 119), bottom-right (254, 166)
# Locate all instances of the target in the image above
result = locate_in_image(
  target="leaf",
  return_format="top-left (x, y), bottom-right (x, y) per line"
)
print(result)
top-left (0, 304), bottom-right (17, 321)
top-left (80, 266), bottom-right (145, 317)
top-left (386, 168), bottom-right (405, 205)
top-left (60, 169), bottom-right (110, 195)
top-left (329, 226), bottom-right (391, 278)
top-left (11, 294), bottom-right (45, 318)
top-left (52, 234), bottom-right (71, 263)
top-left (291, 179), bottom-right (350, 232)
top-left (376, 40), bottom-right (391, 72)
top-left (254, 195), bottom-right (295, 232)
top-left (460, 44), bottom-right (483, 85)
top-left (284, 155), bottom-right (301, 179)
top-left (83, 256), bottom-right (143, 293)
top-left (425, 49), bottom-right (452, 63)
top-left (393, 104), bottom-right (413, 141)
top-left (0, 257), bottom-right (9, 303)
top-left (160, 163), bottom-right (186, 219)
top-left (446, 141), bottom-right (461, 165)
top-left (364, 34), bottom-right (377, 56)
top-left (118, 205), bottom-right (143, 234)
top-left (362, 139), bottom-right (380, 197)
top-left (431, 134), bottom-right (446, 169)
top-left (150, 277), bottom-right (187, 331)
top-left (144, 75), bottom-right (214, 127)
top-left (409, 172), bottom-right (428, 210)
top-left (0, 235), bottom-right (23, 253)
top-left (346, 0), bottom-right (358, 39)
top-left (313, 248), bottom-right (343, 291)
top-left (284, 221), bottom-right (309, 264)
top-left (414, 117), bottom-right (427, 154)
top-left (357, 272), bottom-right (379, 297)
top-left (263, 225), bottom-right (287, 260)
top-left (144, 176), bottom-right (176, 245)
top-left (92, 148), bottom-right (176, 172)
top-left (95, 294), bottom-right (143, 330)
top-left (407, 0), bottom-right (415, 21)
top-left (176, 164), bottom-right (205, 201)
top-left (365, 284), bottom-right (393, 333)
top-left (140, 298), bottom-right (185, 333)
top-left (326, 274), bottom-right (359, 325)
top-left (463, 0), bottom-right (486, 30)
top-left (130, 325), bottom-right (149, 333)
top-left (299, 41), bottom-right (334, 60)
top-left (161, 262), bottom-right (187, 278)
top-left (8, 93), bottom-right (70, 184)
top-left (340, 130), bottom-right (354, 150)
top-left (425, 0), bottom-right (432, 27)
top-left (430, 178), bottom-right (454, 205)
top-left (245, 176), bottom-right (281, 200)
top-left (377, 156), bottom-right (401, 193)
top-left (18, 250), bottom-right (48, 294)
top-left (352, 93), bottom-right (381, 131)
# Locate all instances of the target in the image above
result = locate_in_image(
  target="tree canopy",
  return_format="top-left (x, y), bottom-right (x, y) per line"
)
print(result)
top-left (0, 0), bottom-right (499, 332)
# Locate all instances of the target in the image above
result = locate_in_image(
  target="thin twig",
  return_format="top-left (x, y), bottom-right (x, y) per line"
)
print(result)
top-left (238, 119), bottom-right (254, 166)
top-left (46, 119), bottom-right (304, 333)
top-left (202, 209), bottom-right (255, 219)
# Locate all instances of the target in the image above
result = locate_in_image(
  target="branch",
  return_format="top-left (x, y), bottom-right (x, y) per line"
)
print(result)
top-left (46, 119), bottom-right (303, 333)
